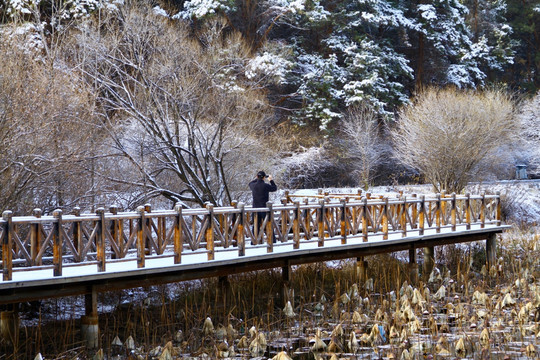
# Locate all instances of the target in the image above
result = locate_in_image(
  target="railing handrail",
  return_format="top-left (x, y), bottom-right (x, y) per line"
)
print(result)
top-left (0, 192), bottom-right (499, 223)
top-left (0, 191), bottom-right (502, 281)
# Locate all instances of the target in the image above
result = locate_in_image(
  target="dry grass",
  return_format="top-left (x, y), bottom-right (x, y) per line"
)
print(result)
top-left (2, 226), bottom-right (539, 359)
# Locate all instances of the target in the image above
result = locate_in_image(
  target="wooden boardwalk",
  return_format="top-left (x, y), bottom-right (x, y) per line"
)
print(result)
top-left (0, 192), bottom-right (505, 305)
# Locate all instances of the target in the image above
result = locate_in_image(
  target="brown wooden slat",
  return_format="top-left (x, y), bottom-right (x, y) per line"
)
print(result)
top-left (11, 230), bottom-right (32, 265)
top-left (60, 225), bottom-right (80, 262)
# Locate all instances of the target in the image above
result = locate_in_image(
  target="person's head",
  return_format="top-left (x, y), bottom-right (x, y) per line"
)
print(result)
top-left (257, 171), bottom-right (267, 180)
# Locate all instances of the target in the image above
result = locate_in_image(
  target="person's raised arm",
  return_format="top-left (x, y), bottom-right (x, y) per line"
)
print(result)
top-left (267, 175), bottom-right (277, 192)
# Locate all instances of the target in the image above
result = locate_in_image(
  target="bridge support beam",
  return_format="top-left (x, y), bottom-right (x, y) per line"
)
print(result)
top-left (486, 233), bottom-right (497, 269)
top-left (423, 246), bottom-right (435, 279)
top-left (81, 287), bottom-right (99, 349)
top-left (0, 304), bottom-right (19, 347)
top-left (408, 248), bottom-right (418, 285)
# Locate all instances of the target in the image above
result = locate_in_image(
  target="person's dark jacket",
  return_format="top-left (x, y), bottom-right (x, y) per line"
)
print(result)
top-left (249, 179), bottom-right (277, 208)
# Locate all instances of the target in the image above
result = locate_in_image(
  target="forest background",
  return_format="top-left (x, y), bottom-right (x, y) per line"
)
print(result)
top-left (1, 0), bottom-right (540, 214)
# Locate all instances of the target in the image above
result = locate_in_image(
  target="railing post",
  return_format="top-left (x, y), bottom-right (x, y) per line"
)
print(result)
top-left (137, 206), bottom-right (145, 268)
top-left (436, 194), bottom-right (441, 233)
top-left (324, 196), bottom-right (330, 235)
top-left (480, 193), bottom-right (486, 228)
top-left (382, 197), bottom-right (389, 240)
top-left (411, 194), bottom-right (418, 229)
top-left (318, 199), bottom-right (325, 247)
top-left (218, 212), bottom-right (225, 248)
top-left (53, 209), bottom-right (63, 277)
top-left (157, 215), bottom-right (165, 255)
top-left (496, 191), bottom-right (501, 226)
top-left (451, 193), bottom-right (457, 231)
top-left (206, 204), bottom-right (214, 260)
top-left (419, 196), bottom-right (425, 236)
top-left (144, 204), bottom-right (152, 254)
top-left (266, 202), bottom-right (274, 253)
top-left (72, 207), bottom-right (82, 263)
top-left (129, 217), bottom-right (134, 247)
top-left (96, 208), bottom-right (106, 272)
top-left (280, 198), bottom-right (288, 243)
top-left (401, 197), bottom-right (407, 238)
top-left (2, 211), bottom-right (13, 281)
top-left (285, 190), bottom-right (291, 204)
top-left (465, 193), bottom-right (471, 230)
top-left (229, 200), bottom-right (237, 247)
top-left (174, 203), bottom-right (183, 264)
top-left (362, 198), bottom-right (368, 242)
top-left (238, 203), bottom-right (245, 256)
top-left (440, 191), bottom-right (446, 225)
top-left (253, 211), bottom-right (259, 245)
top-left (340, 199), bottom-right (347, 244)
top-left (109, 206), bottom-right (120, 259)
top-left (303, 198), bottom-right (310, 240)
top-left (31, 208), bottom-right (42, 266)
top-left (293, 201), bottom-right (300, 249)
top-left (351, 200), bottom-right (358, 235)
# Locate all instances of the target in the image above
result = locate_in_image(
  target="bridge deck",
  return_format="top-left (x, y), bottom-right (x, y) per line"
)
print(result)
top-left (0, 223), bottom-right (505, 304)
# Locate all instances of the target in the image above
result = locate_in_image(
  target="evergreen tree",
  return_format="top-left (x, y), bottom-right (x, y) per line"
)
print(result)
top-left (505, 0), bottom-right (540, 91)
top-left (411, 0), bottom-right (481, 87)
top-left (463, 0), bottom-right (516, 80)
top-left (283, 0), bottom-right (416, 128)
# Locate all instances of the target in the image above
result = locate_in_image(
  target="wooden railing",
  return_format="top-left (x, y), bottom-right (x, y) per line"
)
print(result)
top-left (0, 192), bottom-right (501, 281)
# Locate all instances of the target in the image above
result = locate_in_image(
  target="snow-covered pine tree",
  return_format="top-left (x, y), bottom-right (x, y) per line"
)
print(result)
top-left (330, 0), bottom-right (416, 118)
top-left (463, 0), bottom-right (515, 77)
top-left (286, 0), bottom-right (416, 129)
top-left (410, 0), bottom-right (513, 88)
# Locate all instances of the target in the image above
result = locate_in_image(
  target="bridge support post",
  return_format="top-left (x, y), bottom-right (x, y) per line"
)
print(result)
top-left (218, 276), bottom-right (231, 309)
top-left (280, 262), bottom-right (292, 308)
top-left (408, 248), bottom-right (418, 285)
top-left (356, 257), bottom-right (368, 285)
top-left (0, 304), bottom-right (19, 347)
top-left (423, 246), bottom-right (435, 280)
top-left (81, 288), bottom-right (99, 349)
top-left (486, 233), bottom-right (497, 269)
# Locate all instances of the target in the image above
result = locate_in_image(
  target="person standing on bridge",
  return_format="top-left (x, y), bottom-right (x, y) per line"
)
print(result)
top-left (249, 171), bottom-right (277, 243)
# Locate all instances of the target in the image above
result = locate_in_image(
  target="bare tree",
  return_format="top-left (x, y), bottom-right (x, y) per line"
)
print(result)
top-left (0, 31), bottom-right (101, 213)
top-left (73, 4), bottom-right (272, 207)
top-left (391, 87), bottom-right (518, 193)
top-left (341, 105), bottom-right (389, 189)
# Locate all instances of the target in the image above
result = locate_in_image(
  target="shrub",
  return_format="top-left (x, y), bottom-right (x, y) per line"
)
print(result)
top-left (392, 87), bottom-right (517, 193)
